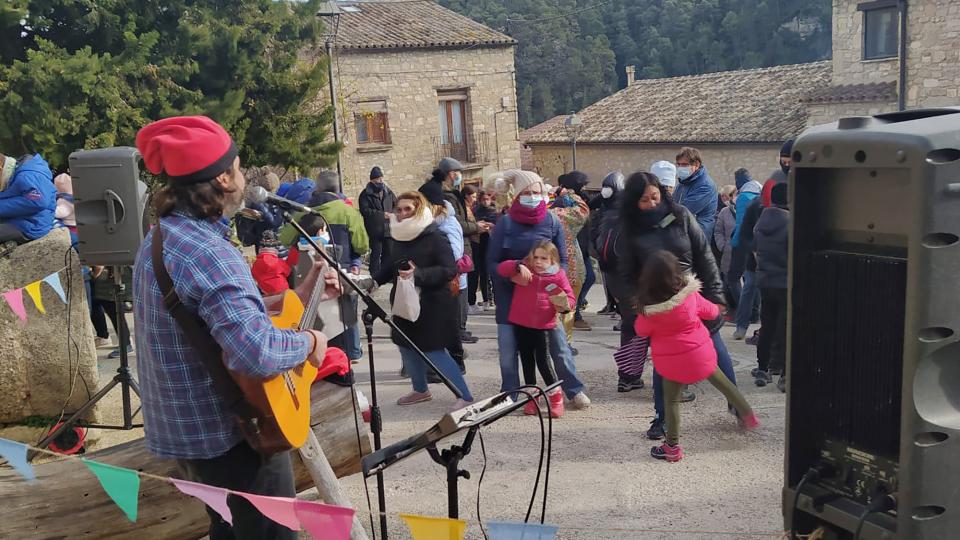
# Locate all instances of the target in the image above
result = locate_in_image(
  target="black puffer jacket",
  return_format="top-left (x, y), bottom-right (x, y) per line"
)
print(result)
top-left (615, 199), bottom-right (725, 333)
top-left (357, 183), bottom-right (397, 238)
top-left (754, 206), bottom-right (789, 289)
top-left (374, 223), bottom-right (458, 351)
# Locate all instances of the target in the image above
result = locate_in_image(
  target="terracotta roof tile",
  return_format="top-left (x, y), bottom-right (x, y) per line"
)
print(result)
top-left (523, 62), bottom-right (832, 145)
top-left (332, 1), bottom-right (515, 50)
top-left (800, 81), bottom-right (897, 104)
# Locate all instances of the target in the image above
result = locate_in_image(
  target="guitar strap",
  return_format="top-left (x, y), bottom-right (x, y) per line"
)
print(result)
top-left (151, 226), bottom-right (263, 429)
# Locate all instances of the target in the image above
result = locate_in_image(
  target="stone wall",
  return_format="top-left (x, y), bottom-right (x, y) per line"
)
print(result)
top-left (329, 45), bottom-right (522, 196)
top-left (527, 143), bottom-right (784, 190)
top-left (805, 99), bottom-right (899, 127)
top-left (905, 0), bottom-right (960, 107)
top-left (832, 0), bottom-right (899, 85)
top-left (0, 229), bottom-right (100, 423)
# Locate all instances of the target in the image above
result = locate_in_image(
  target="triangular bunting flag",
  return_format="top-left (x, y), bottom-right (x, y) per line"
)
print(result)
top-left (401, 514), bottom-right (466, 540)
top-left (294, 500), bottom-right (354, 540)
top-left (171, 479), bottom-right (233, 525)
top-left (24, 281), bottom-right (45, 314)
top-left (487, 521), bottom-right (559, 540)
top-left (42, 273), bottom-right (66, 304)
top-left (236, 492), bottom-right (300, 531)
top-left (2, 289), bottom-right (27, 323)
top-left (82, 459), bottom-right (140, 522)
top-left (0, 438), bottom-right (36, 482)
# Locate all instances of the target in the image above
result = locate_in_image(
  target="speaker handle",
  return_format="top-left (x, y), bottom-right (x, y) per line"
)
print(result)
top-left (103, 189), bottom-right (126, 234)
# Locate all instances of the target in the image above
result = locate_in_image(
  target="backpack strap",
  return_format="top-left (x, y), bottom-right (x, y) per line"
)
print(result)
top-left (150, 226), bottom-right (261, 422)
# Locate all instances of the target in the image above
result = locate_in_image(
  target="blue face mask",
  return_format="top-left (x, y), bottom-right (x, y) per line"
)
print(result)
top-left (543, 264), bottom-right (560, 275)
top-left (518, 195), bottom-right (543, 208)
top-left (452, 172), bottom-right (463, 188)
top-left (676, 166), bottom-right (693, 181)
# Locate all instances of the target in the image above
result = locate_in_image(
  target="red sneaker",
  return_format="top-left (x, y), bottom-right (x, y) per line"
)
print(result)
top-left (650, 442), bottom-right (684, 462)
top-left (523, 398), bottom-right (542, 416)
top-left (739, 413), bottom-right (760, 430)
top-left (547, 388), bottom-right (565, 419)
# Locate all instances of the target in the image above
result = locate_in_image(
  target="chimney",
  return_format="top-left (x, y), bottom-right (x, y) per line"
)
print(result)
top-left (625, 65), bottom-right (636, 87)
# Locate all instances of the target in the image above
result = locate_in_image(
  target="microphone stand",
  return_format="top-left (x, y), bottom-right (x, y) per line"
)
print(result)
top-left (281, 212), bottom-right (463, 540)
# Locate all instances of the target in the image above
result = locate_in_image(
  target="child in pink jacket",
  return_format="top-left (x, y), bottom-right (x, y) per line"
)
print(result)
top-left (498, 240), bottom-right (575, 418)
top-left (634, 250), bottom-right (758, 462)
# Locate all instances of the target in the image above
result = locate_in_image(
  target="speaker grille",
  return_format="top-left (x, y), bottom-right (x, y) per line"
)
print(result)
top-left (789, 251), bottom-right (906, 481)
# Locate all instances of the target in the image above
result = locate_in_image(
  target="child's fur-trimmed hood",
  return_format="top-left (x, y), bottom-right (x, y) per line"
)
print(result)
top-left (641, 277), bottom-right (702, 315)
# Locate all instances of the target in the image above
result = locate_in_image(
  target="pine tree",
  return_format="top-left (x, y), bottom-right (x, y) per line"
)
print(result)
top-left (0, 0), bottom-right (338, 171)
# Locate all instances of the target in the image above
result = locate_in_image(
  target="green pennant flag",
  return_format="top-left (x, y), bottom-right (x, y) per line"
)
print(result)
top-left (82, 459), bottom-right (140, 522)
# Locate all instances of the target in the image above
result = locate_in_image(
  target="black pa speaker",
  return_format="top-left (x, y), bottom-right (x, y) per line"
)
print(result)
top-left (69, 147), bottom-right (149, 266)
top-left (784, 108), bottom-right (960, 539)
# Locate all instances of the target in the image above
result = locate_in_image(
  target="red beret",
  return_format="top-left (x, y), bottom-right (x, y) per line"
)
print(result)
top-left (135, 116), bottom-right (238, 184)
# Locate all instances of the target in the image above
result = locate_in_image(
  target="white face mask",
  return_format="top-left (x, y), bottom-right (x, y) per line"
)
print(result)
top-left (600, 187), bottom-right (613, 199)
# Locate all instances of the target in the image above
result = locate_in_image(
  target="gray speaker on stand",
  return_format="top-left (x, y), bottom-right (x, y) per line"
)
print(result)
top-left (32, 147), bottom-right (150, 458)
top-left (784, 108), bottom-right (960, 539)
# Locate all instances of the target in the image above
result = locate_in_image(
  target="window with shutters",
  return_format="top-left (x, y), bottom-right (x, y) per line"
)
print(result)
top-left (354, 101), bottom-right (391, 145)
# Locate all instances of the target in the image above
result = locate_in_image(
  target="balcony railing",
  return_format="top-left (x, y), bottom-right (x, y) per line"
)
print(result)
top-left (433, 130), bottom-right (489, 166)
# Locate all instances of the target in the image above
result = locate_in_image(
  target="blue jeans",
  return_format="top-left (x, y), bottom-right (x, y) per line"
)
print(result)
top-left (344, 323), bottom-right (362, 360)
top-left (735, 270), bottom-right (759, 331)
top-left (498, 324), bottom-right (586, 399)
top-left (654, 332), bottom-right (738, 419)
top-left (576, 255), bottom-right (596, 320)
top-left (399, 347), bottom-right (473, 401)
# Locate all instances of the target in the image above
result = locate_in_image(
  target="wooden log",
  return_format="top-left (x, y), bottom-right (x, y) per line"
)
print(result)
top-left (299, 430), bottom-right (369, 540)
top-left (0, 381), bottom-right (370, 539)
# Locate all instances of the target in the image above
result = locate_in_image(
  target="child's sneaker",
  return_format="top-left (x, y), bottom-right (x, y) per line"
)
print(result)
top-left (650, 442), bottom-right (683, 462)
top-left (738, 413), bottom-right (760, 430)
top-left (523, 397), bottom-right (542, 416)
top-left (547, 388), bottom-right (565, 418)
top-left (754, 370), bottom-right (771, 387)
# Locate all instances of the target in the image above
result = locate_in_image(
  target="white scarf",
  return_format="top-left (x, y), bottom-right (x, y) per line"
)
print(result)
top-left (389, 207), bottom-right (435, 241)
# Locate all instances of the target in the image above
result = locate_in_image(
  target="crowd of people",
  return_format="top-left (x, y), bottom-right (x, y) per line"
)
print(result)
top-left (1, 113), bottom-right (799, 536)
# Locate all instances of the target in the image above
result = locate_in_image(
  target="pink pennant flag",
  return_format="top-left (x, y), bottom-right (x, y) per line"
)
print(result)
top-left (171, 479), bottom-right (233, 525)
top-left (236, 492), bottom-right (301, 531)
top-left (2, 289), bottom-right (27, 323)
top-left (294, 500), bottom-right (355, 540)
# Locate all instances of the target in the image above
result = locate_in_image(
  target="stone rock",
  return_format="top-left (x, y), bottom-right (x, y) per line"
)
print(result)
top-left (0, 228), bottom-right (100, 424)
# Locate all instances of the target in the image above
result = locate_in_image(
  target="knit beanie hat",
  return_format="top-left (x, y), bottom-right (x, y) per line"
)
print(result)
top-left (370, 166), bottom-right (384, 180)
top-left (438, 157), bottom-right (464, 175)
top-left (558, 170), bottom-right (589, 191)
top-left (316, 170), bottom-right (340, 193)
top-left (418, 180), bottom-right (446, 206)
top-left (135, 116), bottom-right (238, 184)
top-left (650, 161), bottom-right (677, 188)
top-left (780, 139), bottom-right (795, 157)
top-left (485, 169), bottom-right (543, 197)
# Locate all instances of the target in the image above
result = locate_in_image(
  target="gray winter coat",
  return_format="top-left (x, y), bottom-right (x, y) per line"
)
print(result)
top-left (754, 206), bottom-right (789, 288)
top-left (713, 205), bottom-right (736, 274)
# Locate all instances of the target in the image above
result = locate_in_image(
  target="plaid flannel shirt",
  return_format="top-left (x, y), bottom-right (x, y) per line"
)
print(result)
top-left (133, 212), bottom-right (310, 459)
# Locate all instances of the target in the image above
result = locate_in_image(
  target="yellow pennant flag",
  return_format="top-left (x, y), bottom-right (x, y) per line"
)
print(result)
top-left (401, 514), bottom-right (466, 540)
top-left (23, 281), bottom-right (45, 314)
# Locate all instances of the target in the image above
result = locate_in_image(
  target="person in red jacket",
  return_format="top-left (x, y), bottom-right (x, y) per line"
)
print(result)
top-left (497, 240), bottom-right (575, 418)
top-left (634, 250), bottom-right (758, 462)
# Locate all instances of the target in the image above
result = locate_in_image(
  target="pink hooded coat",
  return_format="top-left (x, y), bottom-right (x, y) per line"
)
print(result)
top-left (634, 278), bottom-right (720, 384)
top-left (497, 260), bottom-right (576, 330)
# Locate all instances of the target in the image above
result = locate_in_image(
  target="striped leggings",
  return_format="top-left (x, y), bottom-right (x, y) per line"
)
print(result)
top-left (615, 309), bottom-right (648, 377)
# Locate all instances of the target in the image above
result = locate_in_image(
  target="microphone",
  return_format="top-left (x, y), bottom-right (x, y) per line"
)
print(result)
top-left (246, 185), bottom-right (319, 215)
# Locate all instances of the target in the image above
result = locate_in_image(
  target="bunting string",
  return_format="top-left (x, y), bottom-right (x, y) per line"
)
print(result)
top-left (0, 266), bottom-right (70, 323)
top-left (1, 440), bottom-right (785, 538)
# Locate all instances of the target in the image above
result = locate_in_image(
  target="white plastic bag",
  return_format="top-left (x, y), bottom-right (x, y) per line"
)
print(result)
top-left (391, 274), bottom-right (421, 322)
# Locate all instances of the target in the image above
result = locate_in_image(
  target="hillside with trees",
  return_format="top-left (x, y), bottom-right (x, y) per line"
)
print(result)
top-left (440, 0), bottom-right (832, 128)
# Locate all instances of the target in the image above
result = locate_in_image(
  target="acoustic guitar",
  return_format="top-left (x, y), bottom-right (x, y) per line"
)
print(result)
top-left (231, 278), bottom-right (328, 451)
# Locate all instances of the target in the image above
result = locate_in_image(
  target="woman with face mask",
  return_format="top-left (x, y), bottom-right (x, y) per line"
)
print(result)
top-left (486, 169), bottom-right (590, 410)
top-left (614, 172), bottom-right (739, 440)
top-left (590, 171), bottom-right (625, 318)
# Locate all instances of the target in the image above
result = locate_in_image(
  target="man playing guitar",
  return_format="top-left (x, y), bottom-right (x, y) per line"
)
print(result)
top-left (132, 116), bottom-right (339, 539)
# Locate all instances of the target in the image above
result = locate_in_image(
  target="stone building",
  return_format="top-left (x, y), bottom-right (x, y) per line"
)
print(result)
top-left (803, 0), bottom-right (960, 125)
top-left (322, 1), bottom-right (521, 195)
top-left (523, 0), bottom-right (960, 187)
top-left (522, 62), bottom-right (833, 189)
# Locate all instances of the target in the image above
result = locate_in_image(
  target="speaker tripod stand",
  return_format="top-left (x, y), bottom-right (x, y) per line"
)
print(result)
top-left (30, 267), bottom-right (142, 460)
